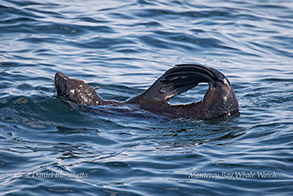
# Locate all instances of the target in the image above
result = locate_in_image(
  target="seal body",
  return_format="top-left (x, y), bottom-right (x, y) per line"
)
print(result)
top-left (55, 64), bottom-right (239, 119)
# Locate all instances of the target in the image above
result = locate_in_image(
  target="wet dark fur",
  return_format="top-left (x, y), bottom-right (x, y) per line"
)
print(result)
top-left (54, 64), bottom-right (239, 119)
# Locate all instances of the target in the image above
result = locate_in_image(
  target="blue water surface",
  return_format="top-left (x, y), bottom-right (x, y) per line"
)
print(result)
top-left (0, 0), bottom-right (292, 195)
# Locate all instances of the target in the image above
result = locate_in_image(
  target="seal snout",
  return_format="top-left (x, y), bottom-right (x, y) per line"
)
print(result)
top-left (54, 72), bottom-right (69, 96)
top-left (55, 72), bottom-right (69, 84)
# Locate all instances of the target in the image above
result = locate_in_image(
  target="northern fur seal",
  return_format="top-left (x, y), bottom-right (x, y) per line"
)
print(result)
top-left (54, 64), bottom-right (239, 119)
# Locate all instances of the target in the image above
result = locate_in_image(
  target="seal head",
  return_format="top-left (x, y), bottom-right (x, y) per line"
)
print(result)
top-left (54, 72), bottom-right (103, 105)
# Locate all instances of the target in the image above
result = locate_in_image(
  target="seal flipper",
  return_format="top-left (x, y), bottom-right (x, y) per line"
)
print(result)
top-left (128, 64), bottom-right (225, 104)
top-left (127, 64), bottom-right (238, 119)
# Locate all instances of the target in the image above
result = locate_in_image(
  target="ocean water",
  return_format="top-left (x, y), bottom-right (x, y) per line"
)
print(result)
top-left (0, 0), bottom-right (292, 195)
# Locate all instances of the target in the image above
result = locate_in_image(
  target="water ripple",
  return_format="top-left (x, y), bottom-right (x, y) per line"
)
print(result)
top-left (0, 0), bottom-right (292, 195)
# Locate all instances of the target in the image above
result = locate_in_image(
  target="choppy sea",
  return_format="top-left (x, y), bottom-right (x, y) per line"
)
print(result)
top-left (0, 0), bottom-right (292, 195)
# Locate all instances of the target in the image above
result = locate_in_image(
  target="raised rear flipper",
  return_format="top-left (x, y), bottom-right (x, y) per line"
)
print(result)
top-left (127, 64), bottom-right (238, 119)
top-left (128, 64), bottom-right (228, 103)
